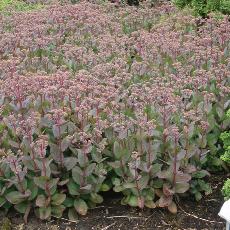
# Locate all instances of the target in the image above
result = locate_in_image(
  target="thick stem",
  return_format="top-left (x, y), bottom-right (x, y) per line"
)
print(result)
top-left (29, 135), bottom-right (38, 171)
top-left (16, 174), bottom-right (25, 194)
top-left (120, 158), bottom-right (127, 180)
top-left (58, 124), bottom-right (64, 167)
top-left (172, 140), bottom-right (178, 186)
top-left (147, 137), bottom-right (152, 171)
top-left (45, 182), bottom-right (51, 206)
top-left (134, 162), bottom-right (142, 206)
top-left (42, 158), bottom-right (47, 177)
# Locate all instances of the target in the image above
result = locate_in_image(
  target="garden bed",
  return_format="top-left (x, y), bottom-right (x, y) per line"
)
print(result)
top-left (0, 0), bottom-right (229, 229)
top-left (1, 173), bottom-right (227, 230)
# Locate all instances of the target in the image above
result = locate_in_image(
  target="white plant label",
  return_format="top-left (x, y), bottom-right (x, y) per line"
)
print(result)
top-left (219, 200), bottom-right (230, 223)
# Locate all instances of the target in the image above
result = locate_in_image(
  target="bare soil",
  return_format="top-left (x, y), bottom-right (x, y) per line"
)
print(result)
top-left (0, 174), bottom-right (227, 230)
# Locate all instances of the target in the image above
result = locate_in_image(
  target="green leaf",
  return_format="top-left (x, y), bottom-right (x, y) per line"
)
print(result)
top-left (36, 195), bottom-right (47, 207)
top-left (175, 173), bottom-right (191, 183)
top-left (157, 170), bottom-right (172, 180)
top-left (48, 178), bottom-right (59, 196)
top-left (85, 163), bottom-right (96, 176)
top-left (51, 193), bottom-right (66, 206)
top-left (14, 201), bottom-right (30, 214)
top-left (5, 190), bottom-right (31, 205)
top-left (108, 161), bottom-right (121, 169)
top-left (188, 123), bottom-right (195, 138)
top-left (78, 151), bottom-right (88, 167)
top-left (112, 178), bottom-right (121, 186)
top-left (128, 195), bottom-right (138, 207)
top-left (195, 192), bottom-right (202, 201)
top-left (38, 206), bottom-right (51, 220)
top-left (151, 163), bottom-right (162, 175)
top-left (58, 179), bottom-right (69, 186)
top-left (138, 175), bottom-right (149, 190)
top-left (145, 188), bottom-right (155, 201)
top-left (100, 183), bottom-right (110, 192)
top-left (207, 133), bottom-right (218, 145)
top-left (216, 106), bottom-right (224, 118)
top-left (34, 176), bottom-right (48, 190)
top-left (135, 55), bottom-right (143, 62)
top-left (67, 121), bottom-right (77, 134)
top-left (34, 177), bottom-right (58, 195)
top-left (74, 199), bottom-right (88, 216)
top-left (80, 184), bottom-right (92, 191)
top-left (61, 137), bottom-right (71, 151)
top-left (14, 179), bottom-right (27, 193)
top-left (68, 208), bottom-right (78, 221)
top-left (72, 166), bottom-right (83, 184)
top-left (64, 157), bottom-right (77, 171)
top-left (113, 185), bottom-right (123, 192)
top-left (52, 125), bottom-right (61, 138)
top-left (123, 182), bottom-right (136, 189)
top-left (67, 179), bottom-right (80, 196)
top-left (48, 178), bottom-right (59, 190)
top-left (22, 156), bottom-right (36, 171)
top-left (49, 143), bottom-right (61, 162)
top-left (198, 180), bottom-right (212, 195)
top-left (175, 183), bottom-right (190, 193)
top-left (27, 179), bottom-right (38, 201)
top-left (63, 197), bottom-right (74, 208)
top-left (0, 196), bottom-right (6, 207)
top-left (144, 200), bottom-right (156, 209)
top-left (152, 179), bottom-right (163, 188)
top-left (113, 141), bottom-right (122, 159)
top-left (51, 205), bottom-right (65, 218)
top-left (40, 117), bottom-right (52, 127)
top-left (192, 170), bottom-right (210, 179)
top-left (90, 193), bottom-right (103, 204)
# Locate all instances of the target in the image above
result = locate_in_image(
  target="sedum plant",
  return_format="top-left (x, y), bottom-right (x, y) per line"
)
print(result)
top-left (0, 0), bottom-right (229, 222)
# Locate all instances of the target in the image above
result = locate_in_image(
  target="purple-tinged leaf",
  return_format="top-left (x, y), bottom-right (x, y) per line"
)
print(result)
top-left (64, 157), bottom-right (77, 171)
top-left (175, 172), bottom-right (191, 183)
top-left (74, 199), bottom-right (88, 216)
top-left (61, 137), bottom-right (71, 152)
top-left (158, 195), bottom-right (172, 207)
top-left (38, 206), bottom-right (51, 220)
top-left (36, 195), bottom-right (47, 207)
top-left (85, 163), bottom-right (96, 176)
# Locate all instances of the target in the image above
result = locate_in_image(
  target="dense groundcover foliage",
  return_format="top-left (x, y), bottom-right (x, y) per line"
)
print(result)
top-left (0, 0), bottom-right (229, 222)
top-left (221, 109), bottom-right (230, 200)
top-left (173, 0), bottom-right (230, 16)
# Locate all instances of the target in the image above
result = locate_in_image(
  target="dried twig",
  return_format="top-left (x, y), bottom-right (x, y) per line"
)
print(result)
top-left (206, 199), bottom-right (219, 202)
top-left (144, 213), bottom-right (154, 223)
top-left (52, 216), bottom-right (79, 224)
top-left (101, 222), bottom-right (117, 230)
top-left (176, 202), bottom-right (224, 224)
top-left (106, 215), bottom-right (147, 220)
top-left (90, 205), bottom-right (114, 209)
